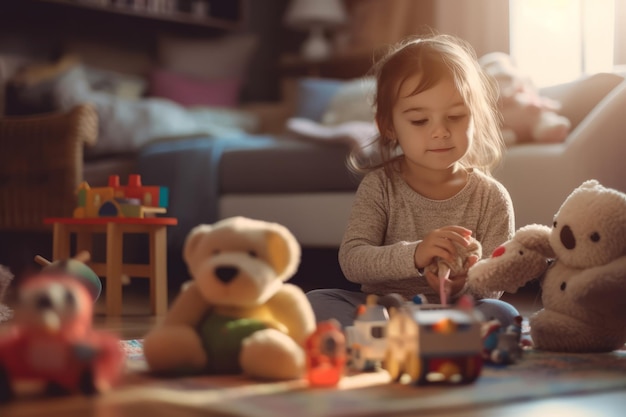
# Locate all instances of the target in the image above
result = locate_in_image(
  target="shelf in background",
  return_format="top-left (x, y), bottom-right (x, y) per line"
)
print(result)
top-left (35, 0), bottom-right (247, 30)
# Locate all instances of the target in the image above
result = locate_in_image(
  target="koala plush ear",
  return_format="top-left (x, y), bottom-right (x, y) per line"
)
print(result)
top-left (183, 224), bottom-right (214, 265)
top-left (265, 225), bottom-right (301, 282)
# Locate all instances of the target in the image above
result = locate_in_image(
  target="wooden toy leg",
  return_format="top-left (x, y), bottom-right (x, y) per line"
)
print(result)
top-left (105, 223), bottom-right (124, 316)
top-left (149, 225), bottom-right (168, 315)
top-left (52, 223), bottom-right (71, 261)
top-left (75, 230), bottom-right (93, 260)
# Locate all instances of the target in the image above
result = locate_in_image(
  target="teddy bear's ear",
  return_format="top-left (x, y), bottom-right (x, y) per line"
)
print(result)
top-left (183, 224), bottom-right (214, 265)
top-left (265, 225), bottom-right (301, 282)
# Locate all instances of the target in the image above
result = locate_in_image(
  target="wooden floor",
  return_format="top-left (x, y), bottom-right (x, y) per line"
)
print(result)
top-left (1, 282), bottom-right (625, 417)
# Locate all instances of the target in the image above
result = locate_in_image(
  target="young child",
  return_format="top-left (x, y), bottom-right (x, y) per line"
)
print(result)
top-left (307, 34), bottom-right (520, 328)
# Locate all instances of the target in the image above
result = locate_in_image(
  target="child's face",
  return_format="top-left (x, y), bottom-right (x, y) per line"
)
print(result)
top-left (391, 74), bottom-right (472, 173)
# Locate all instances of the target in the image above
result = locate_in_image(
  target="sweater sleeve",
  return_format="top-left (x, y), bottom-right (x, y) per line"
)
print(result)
top-left (338, 173), bottom-right (421, 285)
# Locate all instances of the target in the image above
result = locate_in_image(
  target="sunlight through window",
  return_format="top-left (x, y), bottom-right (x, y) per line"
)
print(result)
top-left (509, 0), bottom-right (616, 87)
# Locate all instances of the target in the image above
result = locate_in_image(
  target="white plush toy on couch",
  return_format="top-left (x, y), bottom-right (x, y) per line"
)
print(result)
top-left (479, 52), bottom-right (571, 146)
top-left (468, 180), bottom-right (626, 353)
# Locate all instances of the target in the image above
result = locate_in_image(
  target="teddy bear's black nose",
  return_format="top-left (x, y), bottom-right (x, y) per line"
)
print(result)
top-left (560, 225), bottom-right (576, 250)
top-left (215, 266), bottom-right (239, 284)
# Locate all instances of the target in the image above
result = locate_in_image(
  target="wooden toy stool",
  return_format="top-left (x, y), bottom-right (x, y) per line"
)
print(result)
top-left (44, 217), bottom-right (177, 316)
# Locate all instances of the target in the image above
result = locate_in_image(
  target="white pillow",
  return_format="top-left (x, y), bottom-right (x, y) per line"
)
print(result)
top-left (321, 76), bottom-right (376, 126)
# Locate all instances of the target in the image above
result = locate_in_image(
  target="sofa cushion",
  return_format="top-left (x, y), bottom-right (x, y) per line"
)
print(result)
top-left (149, 68), bottom-right (242, 108)
top-left (138, 135), bottom-right (362, 248)
top-left (294, 78), bottom-right (345, 122)
top-left (321, 77), bottom-right (376, 125)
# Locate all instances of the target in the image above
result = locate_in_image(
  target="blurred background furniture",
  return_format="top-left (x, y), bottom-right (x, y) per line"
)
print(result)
top-left (495, 74), bottom-right (626, 228)
top-left (0, 103), bottom-right (97, 231)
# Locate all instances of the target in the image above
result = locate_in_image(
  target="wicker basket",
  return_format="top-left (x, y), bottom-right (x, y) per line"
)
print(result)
top-left (0, 104), bottom-right (97, 231)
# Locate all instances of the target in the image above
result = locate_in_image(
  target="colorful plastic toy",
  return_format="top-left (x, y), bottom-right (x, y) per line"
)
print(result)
top-left (344, 295), bottom-right (390, 372)
top-left (35, 251), bottom-right (102, 302)
top-left (305, 320), bottom-right (346, 387)
top-left (0, 269), bottom-right (125, 402)
top-left (74, 174), bottom-right (168, 218)
top-left (481, 316), bottom-right (524, 365)
top-left (384, 296), bottom-right (484, 385)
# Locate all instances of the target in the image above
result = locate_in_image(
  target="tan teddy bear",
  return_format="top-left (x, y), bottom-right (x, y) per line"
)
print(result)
top-left (143, 216), bottom-right (316, 380)
top-left (468, 180), bottom-right (626, 352)
top-left (479, 52), bottom-right (571, 146)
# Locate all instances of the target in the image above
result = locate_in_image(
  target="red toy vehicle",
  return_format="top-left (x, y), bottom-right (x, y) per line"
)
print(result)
top-left (0, 270), bottom-right (124, 402)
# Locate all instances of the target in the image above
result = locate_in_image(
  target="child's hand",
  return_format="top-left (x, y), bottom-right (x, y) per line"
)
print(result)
top-left (426, 254), bottom-right (480, 299)
top-left (414, 226), bottom-right (473, 270)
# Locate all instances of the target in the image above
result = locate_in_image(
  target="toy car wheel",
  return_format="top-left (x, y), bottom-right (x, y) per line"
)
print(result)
top-left (404, 351), bottom-right (422, 383)
top-left (79, 369), bottom-right (98, 396)
top-left (461, 355), bottom-right (482, 384)
top-left (383, 348), bottom-right (402, 381)
top-left (0, 366), bottom-right (14, 403)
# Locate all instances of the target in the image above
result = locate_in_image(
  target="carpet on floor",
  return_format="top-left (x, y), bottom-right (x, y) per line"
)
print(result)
top-left (118, 340), bottom-right (626, 417)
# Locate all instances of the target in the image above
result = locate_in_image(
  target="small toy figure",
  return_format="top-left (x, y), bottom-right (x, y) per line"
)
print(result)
top-left (35, 251), bottom-right (102, 301)
top-left (0, 267), bottom-right (125, 402)
top-left (345, 295), bottom-right (390, 372)
top-left (305, 320), bottom-right (346, 387)
top-left (490, 316), bottom-right (524, 364)
top-left (481, 316), bottom-right (524, 365)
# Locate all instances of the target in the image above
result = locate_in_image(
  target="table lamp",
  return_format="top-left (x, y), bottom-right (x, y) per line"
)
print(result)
top-left (284, 0), bottom-right (348, 61)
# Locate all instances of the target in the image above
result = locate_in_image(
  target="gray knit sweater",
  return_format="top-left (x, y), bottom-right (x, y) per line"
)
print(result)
top-left (338, 168), bottom-right (514, 302)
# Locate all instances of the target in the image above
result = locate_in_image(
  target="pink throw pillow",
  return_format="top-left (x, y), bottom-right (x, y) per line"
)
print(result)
top-left (149, 68), bottom-right (241, 107)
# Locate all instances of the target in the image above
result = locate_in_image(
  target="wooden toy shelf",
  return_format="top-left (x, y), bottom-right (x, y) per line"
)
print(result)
top-left (33, 0), bottom-right (247, 30)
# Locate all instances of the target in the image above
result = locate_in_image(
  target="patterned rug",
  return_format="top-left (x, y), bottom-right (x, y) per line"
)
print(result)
top-left (118, 340), bottom-right (626, 417)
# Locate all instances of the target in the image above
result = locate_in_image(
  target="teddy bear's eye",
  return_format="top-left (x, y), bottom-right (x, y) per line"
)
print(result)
top-left (590, 232), bottom-right (600, 242)
top-left (553, 221), bottom-right (557, 228)
top-left (518, 250), bottom-right (524, 255)
top-left (212, 249), bottom-right (221, 256)
top-left (248, 251), bottom-right (258, 258)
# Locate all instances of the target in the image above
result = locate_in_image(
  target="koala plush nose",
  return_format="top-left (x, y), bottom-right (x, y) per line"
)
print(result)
top-left (215, 266), bottom-right (239, 284)
top-left (492, 246), bottom-right (505, 258)
top-left (560, 225), bottom-right (576, 250)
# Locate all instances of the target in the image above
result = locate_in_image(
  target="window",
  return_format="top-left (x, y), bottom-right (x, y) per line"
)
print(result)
top-left (509, 0), bottom-right (617, 87)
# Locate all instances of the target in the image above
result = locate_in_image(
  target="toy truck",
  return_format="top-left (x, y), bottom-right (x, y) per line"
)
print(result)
top-left (384, 297), bottom-right (483, 385)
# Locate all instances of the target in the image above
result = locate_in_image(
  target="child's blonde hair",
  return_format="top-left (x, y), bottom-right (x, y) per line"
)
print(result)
top-left (350, 33), bottom-right (504, 177)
